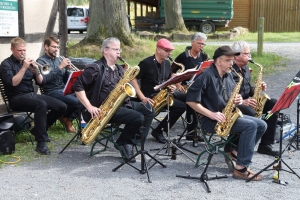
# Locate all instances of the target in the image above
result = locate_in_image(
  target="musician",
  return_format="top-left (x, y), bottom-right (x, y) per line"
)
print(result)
top-left (72, 37), bottom-right (155, 163)
top-left (37, 35), bottom-right (81, 133)
top-left (131, 38), bottom-right (186, 143)
top-left (231, 40), bottom-right (278, 156)
top-left (186, 45), bottom-right (267, 180)
top-left (0, 37), bottom-right (67, 155)
top-left (171, 32), bottom-right (209, 141)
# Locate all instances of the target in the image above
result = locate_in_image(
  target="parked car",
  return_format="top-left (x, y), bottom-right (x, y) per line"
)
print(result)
top-left (67, 6), bottom-right (89, 34)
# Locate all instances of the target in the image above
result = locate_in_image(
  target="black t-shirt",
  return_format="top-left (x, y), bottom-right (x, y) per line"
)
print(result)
top-left (136, 55), bottom-right (172, 98)
top-left (232, 63), bottom-right (254, 99)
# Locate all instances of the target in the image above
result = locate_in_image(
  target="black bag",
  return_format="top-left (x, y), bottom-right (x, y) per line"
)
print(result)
top-left (0, 114), bottom-right (15, 154)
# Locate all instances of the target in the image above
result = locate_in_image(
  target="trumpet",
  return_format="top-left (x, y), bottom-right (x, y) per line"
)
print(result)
top-left (30, 61), bottom-right (51, 75)
top-left (58, 56), bottom-right (80, 71)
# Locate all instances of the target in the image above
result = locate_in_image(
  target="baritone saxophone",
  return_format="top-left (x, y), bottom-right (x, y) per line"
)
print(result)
top-left (248, 59), bottom-right (270, 118)
top-left (81, 57), bottom-right (140, 144)
top-left (215, 67), bottom-right (243, 137)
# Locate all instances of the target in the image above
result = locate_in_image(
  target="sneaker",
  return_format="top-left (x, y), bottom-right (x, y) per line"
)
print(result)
top-left (224, 152), bottom-right (236, 172)
top-left (233, 168), bottom-right (263, 181)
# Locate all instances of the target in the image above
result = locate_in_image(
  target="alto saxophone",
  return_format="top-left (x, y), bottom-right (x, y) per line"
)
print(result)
top-left (215, 67), bottom-right (243, 137)
top-left (81, 57), bottom-right (140, 144)
top-left (248, 59), bottom-right (270, 118)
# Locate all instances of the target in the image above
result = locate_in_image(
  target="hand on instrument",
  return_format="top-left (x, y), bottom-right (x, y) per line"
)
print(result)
top-left (242, 97), bottom-right (257, 108)
top-left (60, 58), bottom-right (71, 69)
top-left (141, 97), bottom-right (154, 106)
top-left (22, 57), bottom-right (34, 69)
top-left (168, 84), bottom-right (177, 94)
top-left (176, 83), bottom-right (185, 93)
top-left (211, 111), bottom-right (226, 122)
top-left (261, 81), bottom-right (267, 91)
top-left (234, 94), bottom-right (243, 105)
top-left (87, 106), bottom-right (101, 119)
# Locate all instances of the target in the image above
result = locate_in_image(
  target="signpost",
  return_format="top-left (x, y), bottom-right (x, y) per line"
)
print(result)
top-left (0, 0), bottom-right (18, 37)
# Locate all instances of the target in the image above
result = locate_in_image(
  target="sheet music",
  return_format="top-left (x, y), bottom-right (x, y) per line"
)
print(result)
top-left (63, 70), bottom-right (82, 96)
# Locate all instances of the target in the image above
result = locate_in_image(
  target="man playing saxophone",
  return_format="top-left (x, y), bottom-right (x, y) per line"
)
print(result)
top-left (171, 32), bottom-right (209, 142)
top-left (186, 46), bottom-right (267, 181)
top-left (37, 35), bottom-right (81, 133)
top-left (231, 41), bottom-right (278, 156)
top-left (72, 37), bottom-right (155, 163)
top-left (131, 38), bottom-right (186, 144)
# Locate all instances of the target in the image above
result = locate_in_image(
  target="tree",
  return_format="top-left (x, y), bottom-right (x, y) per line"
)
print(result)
top-left (85, 0), bottom-right (132, 46)
top-left (164, 0), bottom-right (187, 31)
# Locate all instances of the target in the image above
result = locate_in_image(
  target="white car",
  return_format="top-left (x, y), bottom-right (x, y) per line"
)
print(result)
top-left (67, 6), bottom-right (89, 34)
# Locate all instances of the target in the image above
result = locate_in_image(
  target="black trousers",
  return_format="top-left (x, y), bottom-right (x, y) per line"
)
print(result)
top-left (154, 91), bottom-right (186, 132)
top-left (9, 92), bottom-right (67, 142)
top-left (237, 98), bottom-right (277, 145)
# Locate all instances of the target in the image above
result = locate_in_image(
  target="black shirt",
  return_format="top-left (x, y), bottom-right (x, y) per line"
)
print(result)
top-left (232, 63), bottom-right (254, 99)
top-left (0, 55), bottom-right (36, 99)
top-left (136, 55), bottom-right (172, 97)
top-left (171, 46), bottom-right (208, 85)
top-left (72, 57), bottom-right (131, 108)
top-left (37, 54), bottom-right (70, 94)
top-left (186, 63), bottom-right (236, 126)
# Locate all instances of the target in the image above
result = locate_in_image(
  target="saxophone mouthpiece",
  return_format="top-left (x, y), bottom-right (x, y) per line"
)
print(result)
top-left (248, 59), bottom-right (254, 64)
top-left (118, 56), bottom-right (125, 63)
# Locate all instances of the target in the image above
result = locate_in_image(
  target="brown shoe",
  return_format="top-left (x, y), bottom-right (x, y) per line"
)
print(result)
top-left (60, 117), bottom-right (77, 133)
top-left (233, 168), bottom-right (263, 181)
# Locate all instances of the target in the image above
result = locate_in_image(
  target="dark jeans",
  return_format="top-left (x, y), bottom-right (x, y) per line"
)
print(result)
top-left (9, 92), bottom-right (67, 142)
top-left (237, 98), bottom-right (277, 145)
top-left (110, 101), bottom-right (155, 146)
top-left (47, 89), bottom-right (81, 121)
top-left (154, 91), bottom-right (186, 132)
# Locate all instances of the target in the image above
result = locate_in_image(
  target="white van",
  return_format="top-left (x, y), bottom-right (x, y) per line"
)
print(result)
top-left (67, 6), bottom-right (89, 34)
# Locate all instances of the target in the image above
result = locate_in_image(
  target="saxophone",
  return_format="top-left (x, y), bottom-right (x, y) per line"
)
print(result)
top-left (215, 67), bottom-right (243, 137)
top-left (81, 57), bottom-right (140, 144)
top-left (248, 59), bottom-right (271, 118)
top-left (151, 57), bottom-right (181, 115)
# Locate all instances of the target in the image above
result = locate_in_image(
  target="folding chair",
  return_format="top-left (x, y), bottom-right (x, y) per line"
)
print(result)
top-left (195, 112), bottom-right (239, 168)
top-left (0, 78), bottom-right (34, 144)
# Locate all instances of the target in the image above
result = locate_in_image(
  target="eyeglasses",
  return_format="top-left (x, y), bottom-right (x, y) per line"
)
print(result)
top-left (196, 42), bottom-right (206, 46)
top-left (106, 47), bottom-right (122, 53)
top-left (160, 47), bottom-right (172, 53)
top-left (50, 45), bottom-right (60, 49)
top-left (220, 58), bottom-right (235, 64)
top-left (242, 52), bottom-right (251, 56)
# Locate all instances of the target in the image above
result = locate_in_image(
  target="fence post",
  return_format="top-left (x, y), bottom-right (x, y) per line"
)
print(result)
top-left (257, 17), bottom-right (264, 56)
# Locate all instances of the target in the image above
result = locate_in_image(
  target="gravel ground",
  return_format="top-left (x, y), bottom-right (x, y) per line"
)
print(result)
top-left (1, 42), bottom-right (300, 200)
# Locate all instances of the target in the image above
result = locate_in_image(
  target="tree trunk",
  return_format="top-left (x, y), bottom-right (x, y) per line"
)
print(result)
top-left (86, 0), bottom-right (132, 46)
top-left (58, 0), bottom-right (68, 57)
top-left (164, 0), bottom-right (187, 31)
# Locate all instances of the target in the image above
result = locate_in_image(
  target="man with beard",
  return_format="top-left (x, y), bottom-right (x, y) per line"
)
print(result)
top-left (37, 35), bottom-right (81, 133)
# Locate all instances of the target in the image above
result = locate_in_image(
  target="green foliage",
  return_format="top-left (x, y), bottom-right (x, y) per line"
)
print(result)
top-left (67, 0), bottom-right (89, 6)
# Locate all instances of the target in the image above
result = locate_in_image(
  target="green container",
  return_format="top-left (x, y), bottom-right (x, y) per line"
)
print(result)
top-left (160, 0), bottom-right (233, 20)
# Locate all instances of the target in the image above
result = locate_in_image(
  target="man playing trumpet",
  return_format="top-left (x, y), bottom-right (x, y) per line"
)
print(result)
top-left (0, 37), bottom-right (67, 155)
top-left (37, 35), bottom-right (81, 133)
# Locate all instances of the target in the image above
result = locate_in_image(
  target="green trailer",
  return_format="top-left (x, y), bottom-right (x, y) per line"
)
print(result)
top-left (135, 0), bottom-right (234, 33)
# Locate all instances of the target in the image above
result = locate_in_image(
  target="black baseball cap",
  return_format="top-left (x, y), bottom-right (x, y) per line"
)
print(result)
top-left (213, 45), bottom-right (240, 59)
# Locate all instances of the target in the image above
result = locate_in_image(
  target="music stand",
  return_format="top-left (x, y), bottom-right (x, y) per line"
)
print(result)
top-left (247, 71), bottom-right (300, 184)
top-left (112, 115), bottom-right (167, 183)
top-left (149, 68), bottom-right (202, 164)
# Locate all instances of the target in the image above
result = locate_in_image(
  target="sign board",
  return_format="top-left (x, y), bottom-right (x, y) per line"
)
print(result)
top-left (0, 0), bottom-right (18, 37)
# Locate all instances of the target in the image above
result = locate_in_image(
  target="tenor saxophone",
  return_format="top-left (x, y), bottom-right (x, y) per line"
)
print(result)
top-left (81, 57), bottom-right (140, 144)
top-left (248, 59), bottom-right (270, 118)
top-left (215, 67), bottom-right (243, 137)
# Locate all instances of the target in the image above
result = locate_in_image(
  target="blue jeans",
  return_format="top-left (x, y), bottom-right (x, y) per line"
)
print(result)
top-left (47, 89), bottom-right (81, 121)
top-left (201, 114), bottom-right (267, 167)
top-left (230, 115), bottom-right (267, 167)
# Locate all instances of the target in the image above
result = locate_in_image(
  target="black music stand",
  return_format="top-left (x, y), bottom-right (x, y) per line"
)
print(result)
top-left (247, 71), bottom-right (300, 184)
top-left (149, 68), bottom-right (201, 164)
top-left (112, 117), bottom-right (167, 183)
